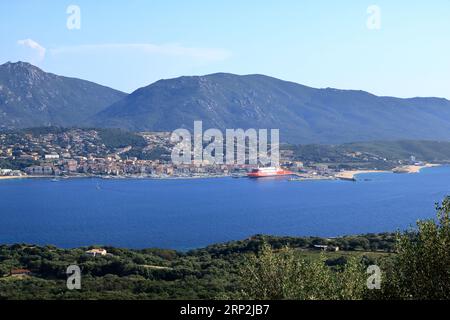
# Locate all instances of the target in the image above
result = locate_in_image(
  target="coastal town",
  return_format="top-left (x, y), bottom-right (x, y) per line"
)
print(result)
top-left (0, 127), bottom-right (438, 181)
top-left (0, 128), bottom-right (257, 179)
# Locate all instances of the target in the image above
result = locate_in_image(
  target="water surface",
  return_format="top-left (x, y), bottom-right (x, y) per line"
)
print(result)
top-left (0, 166), bottom-right (449, 250)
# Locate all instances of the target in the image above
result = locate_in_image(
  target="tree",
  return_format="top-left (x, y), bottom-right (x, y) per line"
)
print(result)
top-left (238, 244), bottom-right (366, 300)
top-left (378, 197), bottom-right (450, 300)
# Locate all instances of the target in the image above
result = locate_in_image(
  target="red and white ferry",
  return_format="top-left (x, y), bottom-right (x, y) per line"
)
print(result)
top-left (247, 167), bottom-right (293, 178)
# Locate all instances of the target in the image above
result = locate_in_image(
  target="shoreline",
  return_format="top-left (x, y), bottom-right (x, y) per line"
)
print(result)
top-left (0, 231), bottom-right (398, 251)
top-left (0, 174), bottom-right (232, 181)
top-left (335, 170), bottom-right (387, 180)
top-left (0, 163), bottom-right (443, 182)
top-left (392, 163), bottom-right (440, 174)
top-left (336, 163), bottom-right (441, 180)
top-left (0, 175), bottom-right (44, 180)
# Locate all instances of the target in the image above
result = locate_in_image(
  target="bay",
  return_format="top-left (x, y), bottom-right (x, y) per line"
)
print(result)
top-left (0, 166), bottom-right (449, 250)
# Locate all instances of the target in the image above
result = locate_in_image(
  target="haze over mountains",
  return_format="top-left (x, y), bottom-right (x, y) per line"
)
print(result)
top-left (2, 61), bottom-right (450, 144)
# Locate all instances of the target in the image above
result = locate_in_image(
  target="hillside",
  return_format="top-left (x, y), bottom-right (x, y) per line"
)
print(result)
top-left (91, 73), bottom-right (450, 144)
top-left (288, 140), bottom-right (450, 164)
top-left (0, 233), bottom-right (395, 299)
top-left (3, 62), bottom-right (450, 144)
top-left (344, 140), bottom-right (450, 162)
top-left (0, 61), bottom-right (126, 130)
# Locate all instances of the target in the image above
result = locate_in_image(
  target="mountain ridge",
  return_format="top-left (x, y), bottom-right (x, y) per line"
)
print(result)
top-left (0, 61), bottom-right (126, 130)
top-left (91, 72), bottom-right (450, 144)
top-left (2, 61), bottom-right (450, 144)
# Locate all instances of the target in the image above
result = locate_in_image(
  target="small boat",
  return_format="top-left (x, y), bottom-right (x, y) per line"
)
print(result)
top-left (231, 173), bottom-right (245, 178)
top-left (338, 177), bottom-right (357, 182)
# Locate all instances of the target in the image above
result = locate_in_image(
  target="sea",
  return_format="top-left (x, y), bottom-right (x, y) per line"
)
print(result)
top-left (0, 166), bottom-right (449, 250)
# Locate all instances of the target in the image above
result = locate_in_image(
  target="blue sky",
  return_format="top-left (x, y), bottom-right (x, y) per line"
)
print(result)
top-left (1, 0), bottom-right (450, 98)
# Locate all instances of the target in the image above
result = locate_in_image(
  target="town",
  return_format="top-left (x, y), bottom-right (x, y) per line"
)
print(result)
top-left (0, 127), bottom-right (264, 179)
top-left (0, 127), bottom-right (434, 180)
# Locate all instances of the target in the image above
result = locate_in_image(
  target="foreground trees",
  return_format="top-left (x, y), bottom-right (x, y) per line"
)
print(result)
top-left (240, 197), bottom-right (450, 300)
top-left (379, 196), bottom-right (450, 300)
top-left (239, 244), bottom-right (366, 300)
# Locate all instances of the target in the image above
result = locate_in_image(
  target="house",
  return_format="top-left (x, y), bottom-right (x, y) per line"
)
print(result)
top-left (25, 166), bottom-right (44, 175)
top-left (313, 245), bottom-right (340, 252)
top-left (0, 168), bottom-right (13, 176)
top-left (42, 166), bottom-right (54, 175)
top-left (20, 154), bottom-right (39, 161)
top-left (64, 160), bottom-right (78, 172)
top-left (10, 268), bottom-right (32, 276)
top-left (45, 154), bottom-right (60, 160)
top-left (85, 248), bottom-right (107, 257)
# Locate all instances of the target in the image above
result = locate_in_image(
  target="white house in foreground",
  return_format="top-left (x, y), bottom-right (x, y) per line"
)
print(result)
top-left (85, 248), bottom-right (107, 257)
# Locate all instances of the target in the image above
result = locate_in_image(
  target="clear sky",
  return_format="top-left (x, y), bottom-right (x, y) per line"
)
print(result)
top-left (1, 0), bottom-right (449, 98)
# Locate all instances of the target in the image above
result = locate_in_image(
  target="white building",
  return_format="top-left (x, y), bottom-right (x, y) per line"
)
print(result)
top-left (45, 154), bottom-right (60, 160)
top-left (0, 168), bottom-right (12, 176)
top-left (85, 248), bottom-right (107, 257)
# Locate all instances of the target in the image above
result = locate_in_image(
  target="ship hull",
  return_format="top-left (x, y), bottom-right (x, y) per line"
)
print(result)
top-left (247, 170), bottom-right (293, 178)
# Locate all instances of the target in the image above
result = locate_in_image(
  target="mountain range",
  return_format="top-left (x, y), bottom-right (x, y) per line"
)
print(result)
top-left (0, 61), bottom-right (125, 129)
top-left (2, 61), bottom-right (450, 144)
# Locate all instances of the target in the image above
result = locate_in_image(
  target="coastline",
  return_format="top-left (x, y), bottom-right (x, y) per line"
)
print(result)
top-left (0, 174), bottom-right (232, 181)
top-left (0, 175), bottom-right (71, 180)
top-left (0, 175), bottom-right (34, 180)
top-left (0, 163), bottom-right (443, 182)
top-left (336, 163), bottom-right (441, 180)
top-left (335, 170), bottom-right (387, 180)
top-left (392, 163), bottom-right (440, 174)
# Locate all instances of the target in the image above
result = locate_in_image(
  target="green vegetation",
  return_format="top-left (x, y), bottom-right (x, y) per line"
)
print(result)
top-left (238, 245), bottom-right (366, 300)
top-left (0, 234), bottom-right (394, 300)
top-left (14, 127), bottom-right (147, 150)
top-left (0, 158), bottom-right (38, 170)
top-left (0, 198), bottom-right (448, 300)
top-left (240, 197), bottom-right (450, 300)
top-left (283, 140), bottom-right (450, 171)
top-left (344, 140), bottom-right (450, 162)
top-left (0, 245), bottom-right (241, 300)
top-left (96, 128), bottom-right (147, 149)
top-left (288, 140), bottom-right (450, 164)
top-left (198, 233), bottom-right (396, 254)
top-left (122, 146), bottom-right (169, 161)
top-left (374, 197), bottom-right (450, 299)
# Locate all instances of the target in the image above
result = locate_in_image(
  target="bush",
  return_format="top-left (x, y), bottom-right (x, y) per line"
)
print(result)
top-left (238, 244), bottom-right (366, 300)
top-left (378, 197), bottom-right (450, 300)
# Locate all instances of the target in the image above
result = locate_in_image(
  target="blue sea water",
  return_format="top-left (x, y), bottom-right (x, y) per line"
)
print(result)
top-left (0, 166), bottom-right (449, 250)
